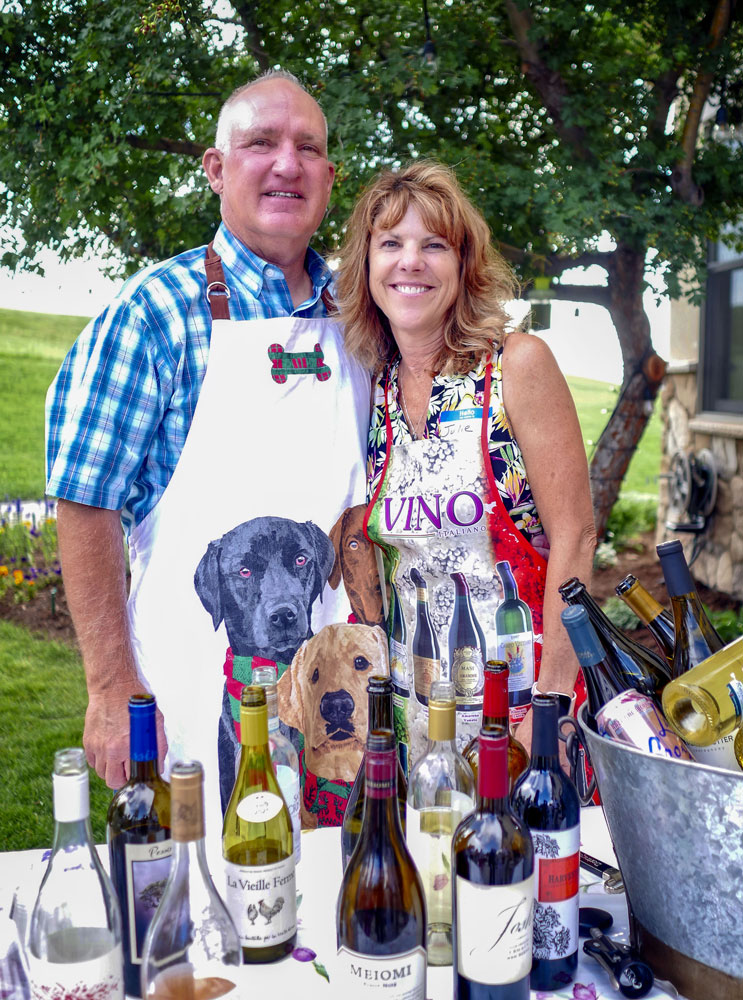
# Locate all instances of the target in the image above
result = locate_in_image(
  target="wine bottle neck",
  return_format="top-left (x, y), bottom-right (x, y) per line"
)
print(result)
top-left (623, 584), bottom-right (665, 626)
top-left (497, 564), bottom-right (517, 600)
top-left (369, 690), bottom-right (394, 730)
top-left (51, 817), bottom-right (94, 852)
top-left (530, 700), bottom-right (559, 762)
top-left (130, 706), bottom-right (159, 765)
top-left (360, 749), bottom-right (403, 839)
top-left (130, 759), bottom-right (160, 781)
top-left (659, 546), bottom-right (696, 598)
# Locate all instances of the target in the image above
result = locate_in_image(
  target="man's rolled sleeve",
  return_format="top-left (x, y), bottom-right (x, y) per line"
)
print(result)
top-left (46, 297), bottom-right (166, 513)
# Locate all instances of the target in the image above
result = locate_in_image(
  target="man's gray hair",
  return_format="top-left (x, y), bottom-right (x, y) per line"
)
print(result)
top-left (214, 69), bottom-right (328, 153)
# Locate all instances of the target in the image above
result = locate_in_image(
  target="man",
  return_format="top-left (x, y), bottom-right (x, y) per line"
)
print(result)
top-left (46, 71), bottom-right (370, 822)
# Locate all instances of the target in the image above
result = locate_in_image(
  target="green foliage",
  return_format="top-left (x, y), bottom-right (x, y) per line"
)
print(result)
top-left (0, 621), bottom-right (109, 850)
top-left (704, 605), bottom-right (743, 644)
top-left (1, 0), bottom-right (742, 291)
top-left (600, 595), bottom-right (640, 632)
top-left (605, 492), bottom-right (659, 549)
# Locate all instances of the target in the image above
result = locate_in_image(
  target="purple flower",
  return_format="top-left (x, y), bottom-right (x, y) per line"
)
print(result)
top-left (573, 984), bottom-right (599, 1000)
top-left (292, 946), bottom-right (317, 962)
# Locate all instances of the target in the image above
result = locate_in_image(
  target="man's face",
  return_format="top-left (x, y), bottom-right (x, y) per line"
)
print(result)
top-left (203, 80), bottom-right (335, 265)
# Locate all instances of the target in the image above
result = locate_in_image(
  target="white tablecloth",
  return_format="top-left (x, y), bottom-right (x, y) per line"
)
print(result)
top-left (1, 806), bottom-right (684, 999)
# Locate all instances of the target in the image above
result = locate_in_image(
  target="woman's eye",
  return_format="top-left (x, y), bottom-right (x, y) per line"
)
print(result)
top-left (239, 567), bottom-right (251, 578)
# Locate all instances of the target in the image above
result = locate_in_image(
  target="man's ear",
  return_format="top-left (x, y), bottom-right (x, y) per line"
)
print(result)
top-left (202, 148), bottom-right (225, 195)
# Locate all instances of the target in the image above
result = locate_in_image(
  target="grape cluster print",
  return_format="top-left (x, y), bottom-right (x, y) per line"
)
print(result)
top-left (428, 543), bottom-right (468, 574)
top-left (424, 436), bottom-right (455, 475)
top-left (431, 583), bottom-right (455, 633)
top-left (533, 903), bottom-right (571, 959)
top-left (533, 834), bottom-right (560, 858)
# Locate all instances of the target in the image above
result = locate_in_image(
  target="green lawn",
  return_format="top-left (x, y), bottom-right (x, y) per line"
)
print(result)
top-left (0, 308), bottom-right (89, 500)
top-left (0, 621), bottom-right (109, 850)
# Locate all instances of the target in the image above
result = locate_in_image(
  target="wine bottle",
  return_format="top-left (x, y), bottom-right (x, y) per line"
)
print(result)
top-left (141, 761), bottom-right (241, 999)
top-left (389, 576), bottom-right (411, 776)
top-left (222, 685), bottom-right (296, 963)
top-left (252, 665), bottom-right (301, 865)
top-left (406, 681), bottom-right (475, 967)
top-left (615, 573), bottom-right (675, 667)
top-left (656, 539), bottom-right (724, 680)
top-left (559, 577), bottom-right (670, 701)
top-left (341, 674), bottom-right (407, 871)
top-left (107, 693), bottom-right (172, 998)
top-left (494, 560), bottom-right (535, 728)
top-left (337, 730), bottom-right (427, 997)
top-left (463, 660), bottom-right (529, 789)
top-left (661, 635), bottom-right (743, 749)
top-left (561, 606), bottom-right (694, 760)
top-left (28, 748), bottom-right (124, 998)
top-left (734, 726), bottom-right (743, 769)
top-left (410, 567), bottom-right (441, 706)
top-left (452, 731), bottom-right (534, 999)
top-left (511, 695), bottom-right (580, 991)
top-left (448, 572), bottom-right (486, 750)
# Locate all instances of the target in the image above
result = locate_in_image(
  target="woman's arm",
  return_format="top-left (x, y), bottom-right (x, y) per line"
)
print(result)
top-left (500, 332), bottom-right (597, 750)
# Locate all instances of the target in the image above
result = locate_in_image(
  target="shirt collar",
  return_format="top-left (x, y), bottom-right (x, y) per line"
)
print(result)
top-left (212, 222), bottom-right (332, 308)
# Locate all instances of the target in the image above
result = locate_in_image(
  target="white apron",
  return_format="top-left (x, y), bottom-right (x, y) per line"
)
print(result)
top-left (126, 247), bottom-right (369, 854)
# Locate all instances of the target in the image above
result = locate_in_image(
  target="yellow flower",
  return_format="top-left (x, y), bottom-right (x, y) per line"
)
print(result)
top-left (0, 565), bottom-right (8, 577)
top-left (13, 569), bottom-right (24, 586)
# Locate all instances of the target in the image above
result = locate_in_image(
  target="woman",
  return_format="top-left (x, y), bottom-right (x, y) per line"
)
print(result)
top-left (334, 160), bottom-right (596, 763)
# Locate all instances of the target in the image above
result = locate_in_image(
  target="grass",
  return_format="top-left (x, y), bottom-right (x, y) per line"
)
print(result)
top-left (0, 620), bottom-right (110, 850)
top-left (0, 306), bottom-right (662, 500)
top-left (0, 307), bottom-right (89, 500)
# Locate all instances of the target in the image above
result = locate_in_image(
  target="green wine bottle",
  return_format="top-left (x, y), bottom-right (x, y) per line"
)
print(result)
top-left (495, 560), bottom-right (534, 727)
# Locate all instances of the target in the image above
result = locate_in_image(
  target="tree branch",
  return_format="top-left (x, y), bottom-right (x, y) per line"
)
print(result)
top-left (231, 3), bottom-right (270, 72)
top-left (499, 242), bottom-right (612, 275)
top-left (548, 283), bottom-right (611, 308)
top-left (125, 135), bottom-right (206, 157)
top-left (671, 0), bottom-right (733, 206)
top-left (502, 0), bottom-right (593, 161)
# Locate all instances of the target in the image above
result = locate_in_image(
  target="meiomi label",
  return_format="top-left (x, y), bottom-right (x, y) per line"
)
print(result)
top-left (337, 944), bottom-right (426, 998)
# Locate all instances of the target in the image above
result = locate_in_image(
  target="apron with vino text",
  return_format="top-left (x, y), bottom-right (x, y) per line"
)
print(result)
top-left (126, 245), bottom-right (378, 846)
top-left (364, 356), bottom-right (547, 767)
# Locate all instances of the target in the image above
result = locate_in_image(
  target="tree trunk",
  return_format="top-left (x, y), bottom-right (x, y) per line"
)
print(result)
top-left (589, 243), bottom-right (666, 539)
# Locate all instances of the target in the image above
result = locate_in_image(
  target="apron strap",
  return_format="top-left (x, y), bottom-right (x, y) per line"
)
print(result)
top-left (363, 366), bottom-right (395, 551)
top-left (205, 241), bottom-right (232, 320)
top-left (321, 286), bottom-right (335, 313)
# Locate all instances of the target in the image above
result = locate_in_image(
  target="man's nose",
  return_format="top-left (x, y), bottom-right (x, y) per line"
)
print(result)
top-left (273, 140), bottom-right (301, 176)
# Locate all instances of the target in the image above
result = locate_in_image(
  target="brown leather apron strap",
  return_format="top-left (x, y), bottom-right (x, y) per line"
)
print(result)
top-left (205, 241), bottom-right (231, 320)
top-left (320, 286), bottom-right (335, 314)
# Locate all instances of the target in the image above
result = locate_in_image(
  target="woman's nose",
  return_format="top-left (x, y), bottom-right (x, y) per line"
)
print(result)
top-left (398, 243), bottom-right (424, 269)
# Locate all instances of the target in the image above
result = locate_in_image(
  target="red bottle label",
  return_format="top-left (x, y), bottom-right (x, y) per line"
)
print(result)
top-left (538, 850), bottom-right (579, 902)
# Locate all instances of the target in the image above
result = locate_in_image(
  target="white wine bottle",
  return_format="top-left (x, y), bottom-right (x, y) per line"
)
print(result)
top-left (222, 686), bottom-right (297, 963)
top-left (252, 666), bottom-right (301, 864)
top-left (662, 635), bottom-right (743, 751)
top-left (337, 730), bottom-right (427, 997)
top-left (406, 681), bottom-right (474, 967)
top-left (142, 761), bottom-right (241, 999)
top-left (28, 748), bottom-right (124, 998)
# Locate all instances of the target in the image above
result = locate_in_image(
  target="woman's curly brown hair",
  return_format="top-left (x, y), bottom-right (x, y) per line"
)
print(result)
top-left (334, 160), bottom-right (518, 375)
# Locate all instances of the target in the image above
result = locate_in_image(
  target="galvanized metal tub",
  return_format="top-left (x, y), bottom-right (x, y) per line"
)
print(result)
top-left (578, 704), bottom-right (743, 1000)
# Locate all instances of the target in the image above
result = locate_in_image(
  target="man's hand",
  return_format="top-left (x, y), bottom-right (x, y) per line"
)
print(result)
top-left (57, 500), bottom-right (168, 788)
top-left (85, 685), bottom-right (167, 789)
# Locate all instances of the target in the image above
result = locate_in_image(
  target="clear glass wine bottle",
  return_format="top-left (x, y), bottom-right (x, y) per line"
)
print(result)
top-left (28, 748), bottom-right (124, 998)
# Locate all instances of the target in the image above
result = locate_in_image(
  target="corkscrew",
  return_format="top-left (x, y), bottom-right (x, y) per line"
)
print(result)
top-left (583, 927), bottom-right (655, 998)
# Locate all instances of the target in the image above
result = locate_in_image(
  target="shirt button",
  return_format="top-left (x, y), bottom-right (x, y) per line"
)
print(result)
top-left (265, 267), bottom-right (277, 278)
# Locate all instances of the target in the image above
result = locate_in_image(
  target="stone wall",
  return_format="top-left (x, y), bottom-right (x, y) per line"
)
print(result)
top-left (656, 366), bottom-right (743, 598)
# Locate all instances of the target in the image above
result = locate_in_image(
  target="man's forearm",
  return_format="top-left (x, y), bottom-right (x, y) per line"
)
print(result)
top-left (57, 499), bottom-right (138, 688)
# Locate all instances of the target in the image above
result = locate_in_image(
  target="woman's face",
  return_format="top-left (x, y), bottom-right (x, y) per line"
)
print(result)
top-left (368, 205), bottom-right (459, 346)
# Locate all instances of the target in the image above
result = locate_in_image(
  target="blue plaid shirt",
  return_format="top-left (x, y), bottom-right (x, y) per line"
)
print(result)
top-left (46, 223), bottom-right (333, 535)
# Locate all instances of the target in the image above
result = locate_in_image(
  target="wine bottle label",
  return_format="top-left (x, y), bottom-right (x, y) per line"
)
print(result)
top-left (451, 646), bottom-right (485, 706)
top-left (390, 638), bottom-right (409, 694)
top-left (336, 944), bottom-right (426, 998)
top-left (455, 874), bottom-right (534, 984)
top-left (275, 764), bottom-right (301, 863)
top-left (224, 857), bottom-right (297, 948)
top-left (236, 791), bottom-right (284, 823)
top-left (532, 826), bottom-right (579, 961)
top-left (28, 942), bottom-right (124, 999)
top-left (727, 679), bottom-right (743, 716)
top-left (123, 839), bottom-right (173, 962)
top-left (407, 803), bottom-right (473, 930)
top-left (495, 632), bottom-right (534, 693)
top-left (596, 690), bottom-right (694, 761)
top-left (687, 731), bottom-right (740, 771)
top-left (413, 654), bottom-right (440, 703)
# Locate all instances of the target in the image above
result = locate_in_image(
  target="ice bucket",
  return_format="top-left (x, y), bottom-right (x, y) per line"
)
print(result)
top-left (578, 704), bottom-right (743, 1000)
